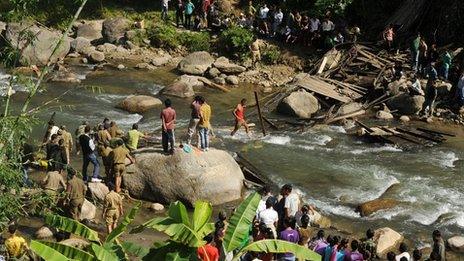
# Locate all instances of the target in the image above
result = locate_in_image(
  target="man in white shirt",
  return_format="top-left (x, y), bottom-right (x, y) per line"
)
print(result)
top-left (272, 8), bottom-right (283, 36)
top-left (321, 17), bottom-right (335, 32)
top-left (309, 17), bottom-right (321, 32)
top-left (282, 184), bottom-right (300, 218)
top-left (258, 198), bottom-right (278, 238)
top-left (259, 4), bottom-right (269, 19)
top-left (395, 243), bottom-right (411, 261)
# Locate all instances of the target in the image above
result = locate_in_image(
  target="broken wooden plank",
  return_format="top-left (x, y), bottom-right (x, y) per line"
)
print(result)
top-left (417, 127), bottom-right (456, 137)
top-left (296, 75), bottom-right (353, 103)
top-left (198, 77), bottom-right (230, 92)
top-left (395, 127), bottom-right (445, 143)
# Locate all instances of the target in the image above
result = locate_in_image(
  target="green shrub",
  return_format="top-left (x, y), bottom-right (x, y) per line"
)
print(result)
top-left (219, 26), bottom-right (254, 59)
top-left (147, 24), bottom-right (180, 50)
top-left (261, 45), bottom-right (281, 65)
top-left (179, 32), bottom-right (211, 52)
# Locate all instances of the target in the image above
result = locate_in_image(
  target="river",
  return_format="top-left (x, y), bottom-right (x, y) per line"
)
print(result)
top-left (1, 64), bottom-right (463, 248)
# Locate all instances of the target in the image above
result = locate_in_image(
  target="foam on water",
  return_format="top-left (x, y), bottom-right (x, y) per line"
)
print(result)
top-left (262, 135), bottom-right (291, 145)
top-left (350, 144), bottom-right (402, 155)
top-left (94, 93), bottom-right (128, 104)
top-left (432, 151), bottom-right (459, 168)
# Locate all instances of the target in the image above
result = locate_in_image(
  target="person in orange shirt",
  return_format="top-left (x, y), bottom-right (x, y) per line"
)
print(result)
top-left (230, 98), bottom-right (251, 137)
top-left (197, 234), bottom-right (219, 261)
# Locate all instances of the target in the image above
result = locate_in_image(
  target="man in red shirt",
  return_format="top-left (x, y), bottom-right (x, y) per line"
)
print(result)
top-left (231, 98), bottom-right (251, 137)
top-left (160, 99), bottom-right (176, 154)
top-left (197, 234), bottom-right (219, 261)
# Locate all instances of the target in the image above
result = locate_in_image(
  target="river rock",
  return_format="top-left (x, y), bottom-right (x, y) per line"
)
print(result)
top-left (60, 238), bottom-right (90, 249)
top-left (177, 51), bottom-right (215, 75)
top-left (311, 211), bottom-right (331, 228)
top-left (102, 18), bottom-right (130, 43)
top-left (117, 64), bottom-right (125, 70)
top-left (277, 90), bottom-right (320, 119)
top-left (374, 227), bottom-right (403, 257)
top-left (448, 236), bottom-right (464, 252)
top-left (376, 110), bottom-right (394, 120)
top-left (80, 46), bottom-right (96, 57)
top-left (135, 62), bottom-right (155, 70)
top-left (87, 182), bottom-right (109, 203)
top-left (149, 203), bottom-right (165, 212)
top-left (208, 67), bottom-right (221, 78)
top-left (35, 226), bottom-right (54, 239)
top-left (387, 79), bottom-right (408, 96)
top-left (80, 199), bottom-right (96, 221)
top-left (151, 53), bottom-right (172, 67)
top-left (118, 95), bottom-right (162, 113)
top-left (49, 70), bottom-right (81, 83)
top-left (337, 102), bottom-right (363, 116)
top-left (123, 148), bottom-right (244, 206)
top-left (161, 75), bottom-right (203, 98)
top-left (226, 75), bottom-right (239, 85)
top-left (96, 43), bottom-right (118, 53)
top-left (213, 56), bottom-right (246, 74)
top-left (436, 80), bottom-right (452, 96)
top-left (76, 20), bottom-right (103, 42)
top-left (357, 198), bottom-right (399, 217)
top-left (88, 51), bottom-right (105, 63)
top-left (387, 93), bottom-right (425, 115)
top-left (399, 115), bottom-right (410, 123)
top-left (213, 77), bottom-right (226, 85)
top-left (70, 37), bottom-right (91, 53)
top-left (4, 22), bottom-right (71, 66)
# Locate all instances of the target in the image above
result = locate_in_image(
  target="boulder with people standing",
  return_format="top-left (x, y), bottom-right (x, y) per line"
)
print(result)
top-left (122, 148), bottom-right (245, 206)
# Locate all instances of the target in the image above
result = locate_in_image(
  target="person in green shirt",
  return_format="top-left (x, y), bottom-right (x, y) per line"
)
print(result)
top-left (411, 32), bottom-right (421, 72)
top-left (440, 49), bottom-right (452, 80)
top-left (126, 123), bottom-right (145, 151)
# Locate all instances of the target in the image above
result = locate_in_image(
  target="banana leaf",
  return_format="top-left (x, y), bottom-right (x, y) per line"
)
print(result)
top-left (143, 241), bottom-right (198, 261)
top-left (40, 241), bottom-right (96, 261)
top-left (45, 214), bottom-right (100, 242)
top-left (192, 201), bottom-right (212, 232)
top-left (106, 201), bottom-right (141, 243)
top-left (233, 239), bottom-right (322, 261)
top-left (89, 243), bottom-right (119, 261)
top-left (223, 192), bottom-right (261, 252)
top-left (30, 240), bottom-right (71, 261)
top-left (167, 201), bottom-right (191, 226)
top-left (121, 241), bottom-right (150, 259)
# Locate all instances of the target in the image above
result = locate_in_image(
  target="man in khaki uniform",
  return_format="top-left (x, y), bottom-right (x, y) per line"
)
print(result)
top-left (43, 170), bottom-right (66, 197)
top-left (59, 125), bottom-right (73, 164)
top-left (108, 121), bottom-right (121, 139)
top-left (100, 143), bottom-right (113, 183)
top-left (66, 169), bottom-right (87, 220)
top-left (97, 124), bottom-right (112, 179)
top-left (109, 139), bottom-right (134, 193)
top-left (102, 183), bottom-right (124, 233)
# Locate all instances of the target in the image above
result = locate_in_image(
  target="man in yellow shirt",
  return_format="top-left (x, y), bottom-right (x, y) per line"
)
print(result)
top-left (5, 224), bottom-right (28, 259)
top-left (102, 183), bottom-right (124, 233)
top-left (126, 123), bottom-right (145, 151)
top-left (198, 97), bottom-right (211, 151)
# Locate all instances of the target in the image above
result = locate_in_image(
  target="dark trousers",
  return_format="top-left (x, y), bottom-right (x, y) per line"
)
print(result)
top-left (82, 152), bottom-right (100, 181)
top-left (185, 14), bottom-right (192, 29)
top-left (176, 8), bottom-right (184, 26)
top-left (162, 129), bottom-right (175, 153)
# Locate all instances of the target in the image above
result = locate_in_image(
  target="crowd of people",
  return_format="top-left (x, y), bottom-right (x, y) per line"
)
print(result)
top-left (199, 185), bottom-right (449, 261)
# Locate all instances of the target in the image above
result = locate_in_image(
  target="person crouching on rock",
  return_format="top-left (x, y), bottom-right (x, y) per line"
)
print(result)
top-left (161, 99), bottom-right (177, 154)
top-left (109, 139), bottom-right (134, 193)
top-left (102, 182), bottom-right (123, 234)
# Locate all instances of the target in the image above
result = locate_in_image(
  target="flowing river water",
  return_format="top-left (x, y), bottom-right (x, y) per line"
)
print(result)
top-left (2, 64), bottom-right (464, 248)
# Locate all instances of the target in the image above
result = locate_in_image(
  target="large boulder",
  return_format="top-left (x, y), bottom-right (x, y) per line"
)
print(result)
top-left (102, 18), bottom-right (131, 44)
top-left (177, 51), bottom-right (215, 75)
top-left (277, 90), bottom-right (320, 119)
top-left (357, 198), bottom-right (399, 217)
top-left (117, 95), bottom-right (162, 113)
top-left (387, 93), bottom-right (425, 115)
top-left (70, 37), bottom-right (91, 53)
top-left (213, 57), bottom-right (246, 74)
top-left (76, 20), bottom-right (103, 42)
top-left (123, 148), bottom-right (244, 206)
top-left (161, 75), bottom-right (204, 98)
top-left (4, 23), bottom-right (71, 66)
top-left (87, 182), bottom-right (109, 203)
top-left (80, 199), bottom-right (96, 221)
top-left (448, 236), bottom-right (464, 252)
top-left (374, 227), bottom-right (403, 257)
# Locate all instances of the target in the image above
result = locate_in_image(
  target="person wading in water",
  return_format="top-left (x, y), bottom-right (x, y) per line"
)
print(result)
top-left (230, 98), bottom-right (251, 138)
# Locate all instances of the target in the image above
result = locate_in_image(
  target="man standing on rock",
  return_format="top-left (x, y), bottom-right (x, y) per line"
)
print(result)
top-left (198, 96), bottom-right (212, 151)
top-left (161, 99), bottom-right (177, 154)
top-left (79, 125), bottom-right (101, 182)
top-left (231, 98), bottom-right (251, 137)
top-left (109, 139), bottom-right (134, 193)
top-left (75, 121), bottom-right (88, 155)
top-left (186, 96), bottom-right (202, 146)
top-left (421, 62), bottom-right (438, 118)
top-left (66, 168), bottom-right (87, 220)
top-left (102, 182), bottom-right (123, 234)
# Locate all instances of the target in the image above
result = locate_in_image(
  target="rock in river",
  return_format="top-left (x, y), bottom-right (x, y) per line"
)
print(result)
top-left (374, 227), bottom-right (403, 258)
top-left (277, 90), bottom-right (320, 119)
top-left (448, 236), bottom-right (464, 252)
top-left (387, 93), bottom-right (425, 115)
top-left (177, 51), bottom-right (215, 75)
top-left (213, 56), bottom-right (246, 74)
top-left (118, 95), bottom-right (162, 113)
top-left (123, 148), bottom-right (245, 206)
top-left (357, 198), bottom-right (399, 217)
top-left (161, 75), bottom-right (204, 98)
